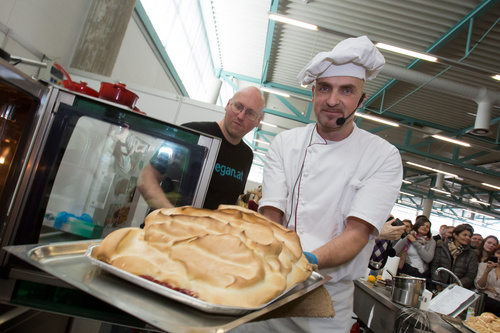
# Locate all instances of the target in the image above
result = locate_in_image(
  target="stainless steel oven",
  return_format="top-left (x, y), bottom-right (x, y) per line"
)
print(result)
top-left (0, 57), bottom-right (223, 329)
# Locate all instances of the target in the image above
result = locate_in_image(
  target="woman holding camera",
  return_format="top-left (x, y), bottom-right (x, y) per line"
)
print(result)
top-left (475, 244), bottom-right (500, 315)
top-left (393, 216), bottom-right (436, 278)
top-left (477, 235), bottom-right (499, 263)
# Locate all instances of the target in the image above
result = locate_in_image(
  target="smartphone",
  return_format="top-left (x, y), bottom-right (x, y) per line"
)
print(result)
top-left (489, 255), bottom-right (498, 263)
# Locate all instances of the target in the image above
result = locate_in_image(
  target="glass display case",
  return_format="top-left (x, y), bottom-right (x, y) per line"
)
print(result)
top-left (0, 58), bottom-right (220, 302)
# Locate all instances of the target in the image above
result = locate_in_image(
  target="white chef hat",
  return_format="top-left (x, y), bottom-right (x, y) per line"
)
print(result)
top-left (297, 35), bottom-right (385, 85)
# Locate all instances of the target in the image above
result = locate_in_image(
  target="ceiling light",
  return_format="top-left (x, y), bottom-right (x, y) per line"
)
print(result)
top-left (355, 113), bottom-right (399, 127)
top-left (482, 182), bottom-right (500, 191)
top-left (431, 187), bottom-right (451, 196)
top-left (268, 13), bottom-right (318, 31)
top-left (260, 121), bottom-right (277, 128)
top-left (376, 43), bottom-right (438, 62)
top-left (407, 162), bottom-right (434, 172)
top-left (470, 198), bottom-right (490, 206)
top-left (254, 139), bottom-right (270, 145)
top-left (399, 191), bottom-right (414, 197)
top-left (406, 161), bottom-right (458, 178)
top-left (260, 87), bottom-right (290, 98)
top-left (254, 150), bottom-right (266, 156)
top-left (402, 179), bottom-right (412, 184)
top-left (492, 75), bottom-right (500, 81)
top-left (431, 134), bottom-right (471, 147)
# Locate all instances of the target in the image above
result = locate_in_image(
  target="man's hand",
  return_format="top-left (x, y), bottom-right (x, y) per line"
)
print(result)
top-left (378, 219), bottom-right (405, 240)
top-left (138, 164), bottom-right (174, 209)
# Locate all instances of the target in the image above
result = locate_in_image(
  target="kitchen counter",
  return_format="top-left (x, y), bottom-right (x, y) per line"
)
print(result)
top-left (353, 279), bottom-right (472, 333)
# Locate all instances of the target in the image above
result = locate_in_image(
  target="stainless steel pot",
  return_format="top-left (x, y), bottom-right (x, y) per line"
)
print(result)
top-left (391, 275), bottom-right (426, 307)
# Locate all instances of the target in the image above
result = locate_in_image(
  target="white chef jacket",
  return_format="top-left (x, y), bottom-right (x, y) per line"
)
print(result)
top-left (259, 123), bottom-right (403, 283)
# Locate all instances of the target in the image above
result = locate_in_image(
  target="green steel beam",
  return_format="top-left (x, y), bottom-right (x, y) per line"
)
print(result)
top-left (134, 2), bottom-right (189, 97)
top-left (261, 0), bottom-right (280, 83)
top-left (396, 143), bottom-right (500, 178)
top-left (255, 129), bottom-right (278, 138)
top-left (305, 103), bottom-right (314, 119)
top-left (219, 70), bottom-right (260, 84)
top-left (265, 82), bottom-right (313, 97)
top-left (263, 108), bottom-right (315, 123)
top-left (273, 95), bottom-right (308, 120)
top-left (364, 0), bottom-right (500, 109)
top-left (220, 73), bottom-right (239, 91)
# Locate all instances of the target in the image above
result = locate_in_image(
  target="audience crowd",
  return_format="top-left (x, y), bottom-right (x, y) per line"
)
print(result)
top-left (370, 215), bottom-right (499, 316)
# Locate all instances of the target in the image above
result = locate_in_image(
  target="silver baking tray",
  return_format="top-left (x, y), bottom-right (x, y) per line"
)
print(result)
top-left (463, 321), bottom-right (479, 333)
top-left (85, 244), bottom-right (323, 315)
top-left (4, 240), bottom-right (331, 333)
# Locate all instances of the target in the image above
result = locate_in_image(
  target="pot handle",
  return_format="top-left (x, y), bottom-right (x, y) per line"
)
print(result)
top-left (419, 289), bottom-right (433, 310)
top-left (54, 63), bottom-right (73, 83)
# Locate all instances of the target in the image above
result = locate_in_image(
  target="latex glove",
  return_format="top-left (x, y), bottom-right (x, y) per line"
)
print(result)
top-left (303, 252), bottom-right (318, 265)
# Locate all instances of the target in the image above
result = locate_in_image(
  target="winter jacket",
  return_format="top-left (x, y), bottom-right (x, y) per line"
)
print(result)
top-left (430, 240), bottom-right (478, 289)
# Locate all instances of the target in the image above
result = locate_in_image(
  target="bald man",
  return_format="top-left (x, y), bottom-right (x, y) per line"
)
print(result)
top-left (139, 86), bottom-right (265, 210)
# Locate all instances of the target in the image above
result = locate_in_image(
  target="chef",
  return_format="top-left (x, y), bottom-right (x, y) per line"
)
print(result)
top-left (235, 36), bottom-right (403, 333)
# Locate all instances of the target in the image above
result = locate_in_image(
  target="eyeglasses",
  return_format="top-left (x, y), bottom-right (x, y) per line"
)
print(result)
top-left (229, 101), bottom-right (261, 121)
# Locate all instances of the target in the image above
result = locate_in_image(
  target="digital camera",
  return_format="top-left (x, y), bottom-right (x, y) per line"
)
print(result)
top-left (391, 218), bottom-right (408, 239)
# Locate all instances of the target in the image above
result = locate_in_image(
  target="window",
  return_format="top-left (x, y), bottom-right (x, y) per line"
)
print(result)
top-left (141, 0), bottom-right (220, 102)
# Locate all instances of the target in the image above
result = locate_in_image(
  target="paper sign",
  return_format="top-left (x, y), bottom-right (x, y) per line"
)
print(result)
top-left (428, 285), bottom-right (476, 316)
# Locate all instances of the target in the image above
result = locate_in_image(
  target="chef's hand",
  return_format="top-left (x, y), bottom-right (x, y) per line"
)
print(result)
top-left (303, 252), bottom-right (318, 265)
top-left (378, 220), bottom-right (406, 240)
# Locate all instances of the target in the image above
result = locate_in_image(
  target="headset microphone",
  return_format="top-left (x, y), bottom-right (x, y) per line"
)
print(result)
top-left (335, 93), bottom-right (366, 126)
top-left (335, 111), bottom-right (355, 126)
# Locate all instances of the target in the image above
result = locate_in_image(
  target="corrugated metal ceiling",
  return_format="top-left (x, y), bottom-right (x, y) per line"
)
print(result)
top-left (209, 0), bottom-right (500, 224)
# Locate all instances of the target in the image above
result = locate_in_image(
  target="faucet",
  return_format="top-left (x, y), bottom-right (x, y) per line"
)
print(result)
top-left (435, 267), bottom-right (463, 287)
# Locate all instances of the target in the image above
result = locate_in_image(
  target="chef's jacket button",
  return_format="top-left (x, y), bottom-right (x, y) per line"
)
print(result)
top-left (303, 172), bottom-right (309, 177)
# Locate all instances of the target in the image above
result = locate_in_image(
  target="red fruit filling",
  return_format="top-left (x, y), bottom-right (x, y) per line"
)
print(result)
top-left (140, 275), bottom-right (198, 298)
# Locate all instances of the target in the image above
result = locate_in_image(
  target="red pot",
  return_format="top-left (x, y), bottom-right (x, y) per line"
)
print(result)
top-left (62, 80), bottom-right (99, 97)
top-left (99, 82), bottom-right (139, 109)
top-left (54, 63), bottom-right (99, 97)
